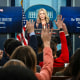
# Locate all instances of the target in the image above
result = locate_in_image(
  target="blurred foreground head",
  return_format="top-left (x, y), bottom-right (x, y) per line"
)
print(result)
top-left (0, 59), bottom-right (38, 80)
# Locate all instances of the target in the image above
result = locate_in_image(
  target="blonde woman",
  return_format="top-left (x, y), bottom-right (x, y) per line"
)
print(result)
top-left (34, 8), bottom-right (53, 29)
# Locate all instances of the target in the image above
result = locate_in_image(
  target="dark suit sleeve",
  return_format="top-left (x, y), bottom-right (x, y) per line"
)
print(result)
top-left (29, 35), bottom-right (38, 55)
top-left (66, 35), bottom-right (72, 52)
top-left (51, 21), bottom-right (53, 28)
top-left (34, 21), bottom-right (37, 29)
top-left (49, 20), bottom-right (53, 29)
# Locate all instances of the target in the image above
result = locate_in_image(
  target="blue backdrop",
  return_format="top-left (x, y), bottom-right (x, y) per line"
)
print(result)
top-left (25, 4), bottom-right (56, 22)
top-left (0, 7), bottom-right (22, 33)
top-left (61, 7), bottom-right (80, 34)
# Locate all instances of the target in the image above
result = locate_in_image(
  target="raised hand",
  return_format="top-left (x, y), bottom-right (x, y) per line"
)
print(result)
top-left (54, 15), bottom-right (64, 29)
top-left (26, 19), bottom-right (34, 33)
top-left (41, 24), bottom-right (52, 48)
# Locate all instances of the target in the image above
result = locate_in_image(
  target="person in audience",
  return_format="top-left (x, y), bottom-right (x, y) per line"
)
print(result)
top-left (3, 59), bottom-right (26, 68)
top-left (38, 15), bottom-right (72, 65)
top-left (55, 15), bottom-right (72, 59)
top-left (26, 20), bottom-right (38, 55)
top-left (0, 20), bottom-right (39, 72)
top-left (34, 8), bottom-right (53, 29)
top-left (0, 49), bottom-right (4, 66)
top-left (0, 38), bottom-right (15, 66)
top-left (39, 15), bottom-right (69, 67)
top-left (4, 21), bottom-right (38, 57)
top-left (11, 46), bottom-right (37, 73)
top-left (3, 38), bottom-right (15, 54)
top-left (55, 48), bottom-right (80, 80)
top-left (10, 25), bottom-right (53, 80)
top-left (0, 59), bottom-right (38, 80)
top-left (6, 39), bottom-right (22, 58)
top-left (69, 48), bottom-right (80, 80)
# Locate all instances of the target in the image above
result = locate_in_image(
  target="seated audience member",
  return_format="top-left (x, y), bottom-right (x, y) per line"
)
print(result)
top-left (26, 20), bottom-right (38, 55)
top-left (10, 25), bottom-right (53, 80)
top-left (34, 8), bottom-right (53, 29)
top-left (69, 48), bottom-right (80, 80)
top-left (55, 48), bottom-right (80, 80)
top-left (0, 49), bottom-right (4, 66)
top-left (3, 59), bottom-right (26, 68)
top-left (0, 38), bottom-right (15, 66)
top-left (6, 39), bottom-right (22, 58)
top-left (39, 15), bottom-right (69, 67)
top-left (2, 20), bottom-right (38, 71)
top-left (3, 38), bottom-right (15, 54)
top-left (0, 59), bottom-right (38, 80)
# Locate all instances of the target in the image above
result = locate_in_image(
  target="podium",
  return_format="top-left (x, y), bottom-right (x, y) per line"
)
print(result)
top-left (34, 29), bottom-right (60, 43)
top-left (34, 29), bottom-right (59, 37)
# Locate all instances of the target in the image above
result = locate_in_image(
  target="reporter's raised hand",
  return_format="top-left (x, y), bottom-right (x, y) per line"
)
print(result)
top-left (26, 19), bottom-right (35, 33)
top-left (54, 15), bottom-right (64, 29)
top-left (41, 24), bottom-right (52, 48)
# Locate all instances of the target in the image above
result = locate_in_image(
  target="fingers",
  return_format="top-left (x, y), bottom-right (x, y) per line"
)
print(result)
top-left (26, 19), bottom-right (34, 25)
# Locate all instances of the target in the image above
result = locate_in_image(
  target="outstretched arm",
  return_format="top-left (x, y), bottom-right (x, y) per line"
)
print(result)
top-left (26, 20), bottom-right (38, 55)
top-left (54, 15), bottom-right (69, 63)
top-left (35, 25), bottom-right (53, 80)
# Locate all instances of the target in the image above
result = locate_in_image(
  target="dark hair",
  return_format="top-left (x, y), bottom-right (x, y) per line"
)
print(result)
top-left (3, 59), bottom-right (26, 68)
top-left (71, 48), bottom-right (80, 77)
top-left (6, 40), bottom-right (22, 56)
top-left (50, 38), bottom-right (57, 56)
top-left (37, 36), bottom-right (43, 48)
top-left (0, 65), bottom-right (38, 80)
top-left (4, 38), bottom-right (15, 51)
top-left (51, 37), bottom-right (58, 44)
top-left (10, 46), bottom-right (37, 73)
top-left (57, 48), bottom-right (80, 77)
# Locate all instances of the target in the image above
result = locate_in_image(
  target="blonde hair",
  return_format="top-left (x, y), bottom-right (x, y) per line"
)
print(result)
top-left (37, 8), bottom-right (49, 23)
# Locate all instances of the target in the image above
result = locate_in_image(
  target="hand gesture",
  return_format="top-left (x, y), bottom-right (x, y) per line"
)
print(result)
top-left (54, 15), bottom-right (64, 29)
top-left (26, 19), bottom-right (34, 33)
top-left (41, 24), bottom-right (52, 48)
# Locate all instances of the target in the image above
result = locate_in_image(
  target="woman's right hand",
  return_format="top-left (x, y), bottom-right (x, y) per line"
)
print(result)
top-left (54, 15), bottom-right (64, 29)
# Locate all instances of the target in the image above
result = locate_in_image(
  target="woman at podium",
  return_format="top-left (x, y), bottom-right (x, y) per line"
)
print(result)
top-left (34, 8), bottom-right (53, 29)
